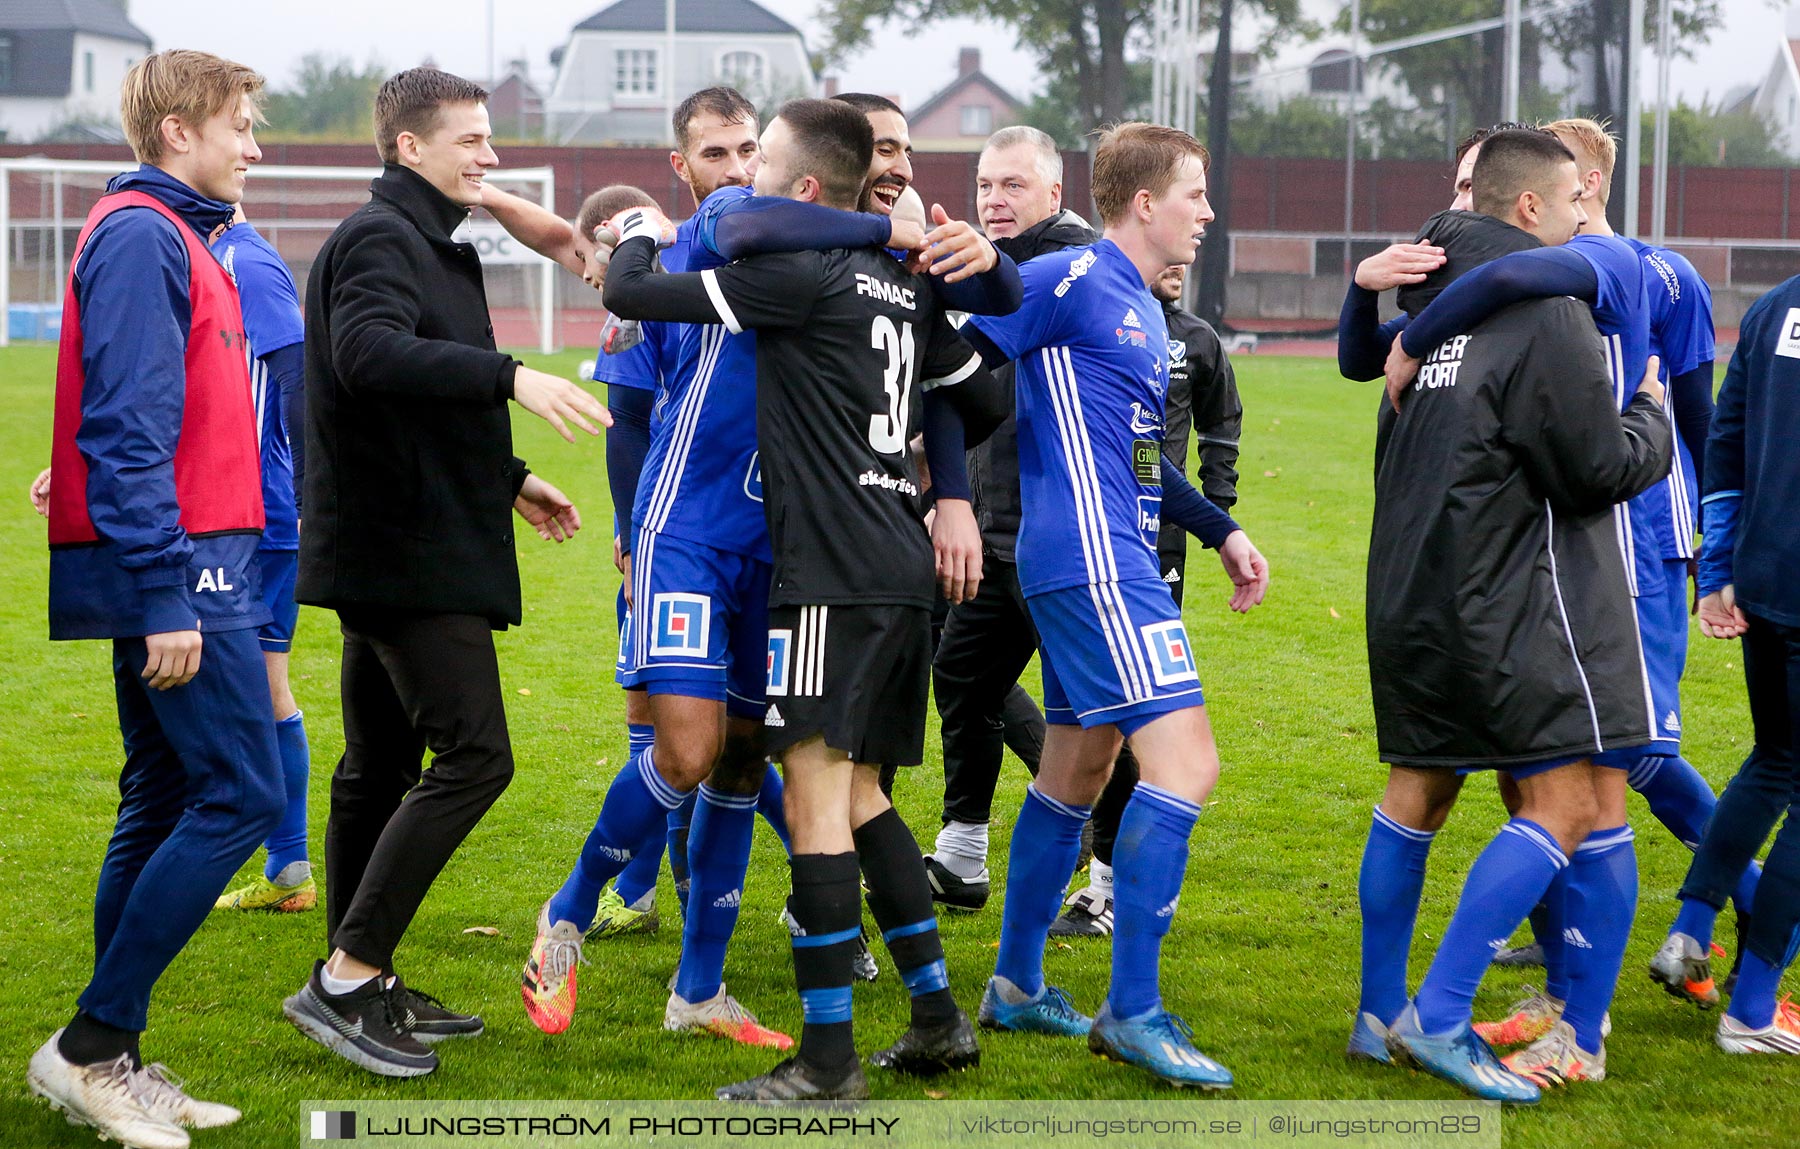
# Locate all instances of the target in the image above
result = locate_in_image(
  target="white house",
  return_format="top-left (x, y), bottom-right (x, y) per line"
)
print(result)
top-left (545, 0), bottom-right (815, 145)
top-left (0, 0), bottom-right (151, 143)
top-left (1736, 5), bottom-right (1800, 157)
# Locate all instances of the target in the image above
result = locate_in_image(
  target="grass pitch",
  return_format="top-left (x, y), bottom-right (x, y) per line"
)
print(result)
top-left (0, 344), bottom-right (1788, 1148)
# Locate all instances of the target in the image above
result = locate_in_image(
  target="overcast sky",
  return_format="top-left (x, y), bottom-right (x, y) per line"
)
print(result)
top-left (127, 0), bottom-right (1788, 116)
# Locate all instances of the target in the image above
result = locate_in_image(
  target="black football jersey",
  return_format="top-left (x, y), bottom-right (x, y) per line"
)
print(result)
top-left (699, 247), bottom-right (983, 607)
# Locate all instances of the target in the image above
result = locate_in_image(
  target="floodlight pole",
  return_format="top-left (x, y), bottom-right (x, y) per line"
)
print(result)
top-left (1652, 0), bottom-right (1672, 244)
top-left (1503, 0), bottom-right (1521, 122)
top-left (666, 0), bottom-right (678, 146)
top-left (1624, 0), bottom-right (1645, 238)
top-left (1342, 0), bottom-right (1360, 276)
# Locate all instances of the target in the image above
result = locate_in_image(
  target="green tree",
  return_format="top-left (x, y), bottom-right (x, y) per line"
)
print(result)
top-left (815, 0), bottom-right (1308, 138)
top-left (262, 54), bottom-right (386, 140)
top-left (1649, 98), bottom-right (1794, 168)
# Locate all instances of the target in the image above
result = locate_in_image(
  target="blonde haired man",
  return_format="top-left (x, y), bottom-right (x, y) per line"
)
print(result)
top-left (960, 123), bottom-right (1269, 1088)
top-left (31, 49), bottom-right (277, 1148)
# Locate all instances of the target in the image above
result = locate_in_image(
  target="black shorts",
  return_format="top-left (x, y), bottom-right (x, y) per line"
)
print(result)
top-left (763, 603), bottom-right (931, 767)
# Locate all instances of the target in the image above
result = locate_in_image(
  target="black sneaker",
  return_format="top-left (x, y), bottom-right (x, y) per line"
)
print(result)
top-left (851, 928), bottom-right (881, 983)
top-left (389, 976), bottom-right (485, 1043)
top-left (1490, 942), bottom-right (1547, 968)
top-left (282, 961), bottom-right (438, 1077)
top-left (716, 1055), bottom-right (869, 1101)
top-left (1048, 887), bottom-right (1113, 938)
top-left (924, 855), bottom-right (989, 912)
top-left (869, 1009), bottom-right (980, 1075)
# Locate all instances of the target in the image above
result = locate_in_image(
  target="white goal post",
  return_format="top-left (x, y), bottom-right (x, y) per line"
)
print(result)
top-left (0, 158), bottom-right (559, 354)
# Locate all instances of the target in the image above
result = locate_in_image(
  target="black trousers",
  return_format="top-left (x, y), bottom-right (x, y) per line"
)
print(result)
top-left (1091, 543), bottom-right (1188, 867)
top-left (325, 610), bottom-right (514, 970)
top-left (933, 559), bottom-right (1047, 825)
top-left (1680, 611), bottom-right (1800, 967)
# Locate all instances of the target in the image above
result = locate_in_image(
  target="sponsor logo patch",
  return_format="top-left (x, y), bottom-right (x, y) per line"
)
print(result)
top-left (1128, 402), bottom-right (1163, 435)
top-left (743, 450), bottom-right (763, 503)
top-left (1141, 620), bottom-right (1199, 687)
top-left (766, 630), bottom-right (792, 697)
top-left (648, 593), bottom-right (710, 657)
top-left (1776, 308), bottom-right (1800, 359)
top-left (1133, 439), bottom-right (1161, 484)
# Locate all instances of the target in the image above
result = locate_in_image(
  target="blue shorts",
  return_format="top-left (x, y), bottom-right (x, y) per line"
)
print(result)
top-left (619, 530), bottom-right (770, 719)
top-left (1028, 578), bottom-right (1205, 737)
top-left (256, 549), bottom-right (300, 653)
top-left (1635, 556), bottom-right (1690, 753)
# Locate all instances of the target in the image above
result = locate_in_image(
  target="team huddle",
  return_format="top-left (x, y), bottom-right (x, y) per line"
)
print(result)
top-left (22, 41), bottom-right (1800, 1148)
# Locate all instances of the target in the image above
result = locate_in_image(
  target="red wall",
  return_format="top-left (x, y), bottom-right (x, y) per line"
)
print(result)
top-left (5, 143), bottom-right (1789, 239)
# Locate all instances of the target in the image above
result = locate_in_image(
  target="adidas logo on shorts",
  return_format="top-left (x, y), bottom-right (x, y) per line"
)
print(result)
top-left (713, 889), bottom-right (742, 909)
top-left (765, 705), bottom-right (786, 728)
top-left (1562, 927), bottom-right (1594, 950)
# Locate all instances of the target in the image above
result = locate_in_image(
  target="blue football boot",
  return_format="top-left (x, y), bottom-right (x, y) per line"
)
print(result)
top-left (977, 977), bottom-right (1092, 1036)
top-left (1088, 1003), bottom-right (1233, 1089)
top-left (1385, 1002), bottom-right (1541, 1104)
top-left (1347, 1011), bottom-right (1393, 1063)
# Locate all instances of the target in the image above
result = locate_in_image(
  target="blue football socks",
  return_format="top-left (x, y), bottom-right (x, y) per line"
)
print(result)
top-left (1726, 948), bottom-right (1788, 1030)
top-left (1109, 782), bottom-right (1200, 1020)
top-left (1560, 826), bottom-right (1638, 1053)
top-left (263, 711), bottom-right (310, 878)
top-left (994, 786), bottom-right (1092, 999)
top-left (1356, 806), bottom-right (1437, 1025)
top-left (1415, 819), bottom-right (1569, 1034)
top-left (757, 762), bottom-right (791, 852)
top-left (549, 745), bottom-right (689, 930)
top-left (611, 725), bottom-right (661, 907)
top-left (673, 784), bottom-right (758, 1003)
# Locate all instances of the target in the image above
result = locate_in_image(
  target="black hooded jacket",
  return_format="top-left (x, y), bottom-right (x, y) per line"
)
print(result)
top-left (1367, 212), bottom-right (1674, 766)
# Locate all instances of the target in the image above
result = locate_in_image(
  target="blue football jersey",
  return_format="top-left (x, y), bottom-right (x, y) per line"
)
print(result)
top-left (212, 222), bottom-right (303, 551)
top-left (1568, 233), bottom-right (1659, 594)
top-left (594, 211), bottom-right (701, 404)
top-left (966, 239), bottom-right (1170, 595)
top-left (627, 186), bottom-right (769, 562)
top-left (1630, 238), bottom-right (1714, 561)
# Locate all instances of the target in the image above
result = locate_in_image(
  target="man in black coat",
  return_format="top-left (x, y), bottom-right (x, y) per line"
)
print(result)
top-left (284, 67), bottom-right (610, 1078)
top-left (1349, 129), bottom-right (1673, 1102)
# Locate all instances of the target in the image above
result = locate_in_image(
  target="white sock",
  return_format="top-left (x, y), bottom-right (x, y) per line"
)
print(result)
top-left (933, 820), bottom-right (990, 878)
top-left (1088, 859), bottom-right (1113, 896)
top-left (319, 967), bottom-right (377, 997)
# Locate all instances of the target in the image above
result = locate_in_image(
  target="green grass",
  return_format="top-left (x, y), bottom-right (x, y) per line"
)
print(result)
top-left (0, 344), bottom-right (1789, 1148)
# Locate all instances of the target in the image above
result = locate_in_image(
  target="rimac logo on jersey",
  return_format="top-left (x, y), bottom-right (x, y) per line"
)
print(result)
top-left (649, 593), bottom-right (710, 657)
top-left (1054, 250), bottom-right (1098, 298)
top-left (854, 273), bottom-right (916, 310)
top-left (1140, 620), bottom-right (1199, 687)
top-left (1776, 308), bottom-right (1800, 360)
top-left (766, 629), bottom-right (793, 696)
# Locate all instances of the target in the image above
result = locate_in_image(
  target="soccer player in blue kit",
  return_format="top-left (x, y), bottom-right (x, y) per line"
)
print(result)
top-left (208, 206), bottom-right (317, 915)
top-left (1378, 119), bottom-right (1731, 1086)
top-left (958, 122), bottom-right (1270, 1088)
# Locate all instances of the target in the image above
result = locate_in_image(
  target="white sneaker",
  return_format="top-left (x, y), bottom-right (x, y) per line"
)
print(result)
top-left (136, 1063), bottom-right (240, 1129)
top-left (663, 984), bottom-right (794, 1049)
top-left (26, 1032), bottom-right (189, 1149)
top-left (1716, 999), bottom-right (1800, 1054)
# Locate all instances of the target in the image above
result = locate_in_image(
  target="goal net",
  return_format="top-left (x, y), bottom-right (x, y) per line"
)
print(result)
top-left (0, 158), bottom-right (561, 354)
